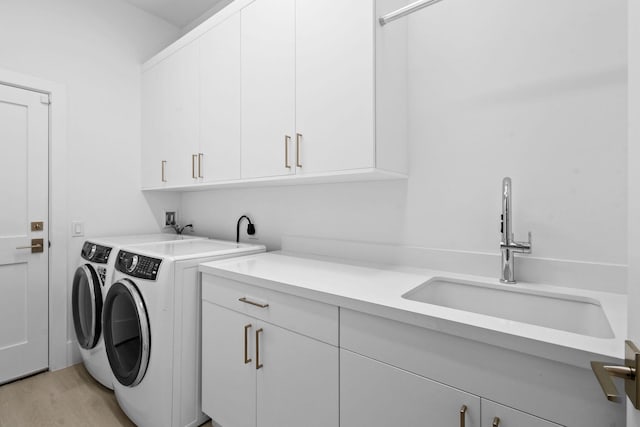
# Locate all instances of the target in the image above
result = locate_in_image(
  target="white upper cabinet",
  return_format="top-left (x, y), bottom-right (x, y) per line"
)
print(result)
top-left (141, 0), bottom-right (408, 190)
top-left (199, 12), bottom-right (242, 183)
top-left (165, 42), bottom-right (200, 187)
top-left (240, 0), bottom-right (296, 179)
top-left (295, 0), bottom-right (375, 174)
top-left (141, 41), bottom-right (199, 188)
top-left (141, 61), bottom-right (169, 189)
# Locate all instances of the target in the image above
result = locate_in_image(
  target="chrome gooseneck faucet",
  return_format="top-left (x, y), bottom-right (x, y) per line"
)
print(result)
top-left (500, 177), bottom-right (532, 284)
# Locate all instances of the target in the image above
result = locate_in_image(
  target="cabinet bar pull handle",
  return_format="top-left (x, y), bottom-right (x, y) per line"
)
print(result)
top-left (284, 135), bottom-right (291, 169)
top-left (244, 324), bottom-right (252, 364)
top-left (239, 297), bottom-right (269, 308)
top-left (459, 405), bottom-right (467, 427)
top-left (255, 328), bottom-right (264, 369)
top-left (161, 160), bottom-right (167, 182)
top-left (492, 417), bottom-right (501, 427)
top-left (192, 154), bottom-right (197, 179)
top-left (198, 153), bottom-right (204, 178)
top-left (296, 133), bottom-right (302, 168)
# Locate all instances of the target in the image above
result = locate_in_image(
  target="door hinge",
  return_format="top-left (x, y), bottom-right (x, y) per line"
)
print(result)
top-left (40, 95), bottom-right (51, 105)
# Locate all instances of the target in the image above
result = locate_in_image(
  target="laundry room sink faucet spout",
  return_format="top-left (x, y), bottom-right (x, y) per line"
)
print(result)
top-left (499, 177), bottom-right (532, 284)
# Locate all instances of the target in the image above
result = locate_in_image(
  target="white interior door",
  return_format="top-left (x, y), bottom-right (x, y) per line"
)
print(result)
top-left (0, 83), bottom-right (48, 384)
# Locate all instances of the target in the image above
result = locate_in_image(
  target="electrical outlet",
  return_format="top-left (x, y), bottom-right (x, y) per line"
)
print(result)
top-left (164, 210), bottom-right (177, 226)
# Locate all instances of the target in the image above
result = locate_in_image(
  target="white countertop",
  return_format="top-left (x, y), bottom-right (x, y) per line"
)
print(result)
top-left (199, 251), bottom-right (627, 368)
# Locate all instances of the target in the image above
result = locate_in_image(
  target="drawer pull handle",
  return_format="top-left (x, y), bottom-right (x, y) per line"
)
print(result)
top-left (244, 324), bottom-right (252, 364)
top-left (161, 160), bottom-right (167, 182)
top-left (239, 297), bottom-right (269, 308)
top-left (192, 154), bottom-right (197, 179)
top-left (459, 405), bottom-right (467, 427)
top-left (492, 417), bottom-right (501, 427)
top-left (256, 328), bottom-right (264, 370)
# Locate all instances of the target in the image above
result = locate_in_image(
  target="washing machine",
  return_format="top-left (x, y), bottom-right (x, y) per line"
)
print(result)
top-left (102, 239), bottom-right (266, 427)
top-left (71, 234), bottom-right (205, 389)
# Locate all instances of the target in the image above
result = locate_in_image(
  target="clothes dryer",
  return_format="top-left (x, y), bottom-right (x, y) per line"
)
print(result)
top-left (103, 239), bottom-right (265, 427)
top-left (71, 234), bottom-right (205, 389)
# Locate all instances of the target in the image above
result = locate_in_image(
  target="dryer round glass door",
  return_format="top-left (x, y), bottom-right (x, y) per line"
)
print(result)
top-left (71, 264), bottom-right (103, 349)
top-left (103, 279), bottom-right (150, 387)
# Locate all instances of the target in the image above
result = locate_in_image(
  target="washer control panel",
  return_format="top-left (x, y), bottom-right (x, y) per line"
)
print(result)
top-left (81, 241), bottom-right (112, 264)
top-left (115, 250), bottom-right (162, 281)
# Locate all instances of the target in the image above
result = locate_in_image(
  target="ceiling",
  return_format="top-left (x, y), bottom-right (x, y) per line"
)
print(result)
top-left (122, 0), bottom-right (230, 28)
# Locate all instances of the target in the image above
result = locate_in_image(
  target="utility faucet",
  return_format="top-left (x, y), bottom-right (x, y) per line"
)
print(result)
top-left (499, 177), bottom-right (532, 284)
top-left (170, 223), bottom-right (193, 235)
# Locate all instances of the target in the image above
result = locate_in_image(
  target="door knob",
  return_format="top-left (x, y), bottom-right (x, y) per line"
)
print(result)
top-left (591, 340), bottom-right (640, 409)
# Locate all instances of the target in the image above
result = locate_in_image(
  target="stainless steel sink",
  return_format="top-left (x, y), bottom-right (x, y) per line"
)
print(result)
top-left (402, 277), bottom-right (614, 338)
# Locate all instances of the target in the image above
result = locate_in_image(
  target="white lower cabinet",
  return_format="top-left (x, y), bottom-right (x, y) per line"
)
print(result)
top-left (201, 300), bottom-right (339, 427)
top-left (200, 275), bottom-right (586, 427)
top-left (481, 400), bottom-right (562, 427)
top-left (202, 302), bottom-right (255, 427)
top-left (341, 349), bottom-right (562, 427)
top-left (341, 349), bottom-right (480, 427)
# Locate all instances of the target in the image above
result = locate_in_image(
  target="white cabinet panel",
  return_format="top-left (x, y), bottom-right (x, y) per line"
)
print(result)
top-left (199, 13), bottom-right (241, 183)
top-left (258, 323), bottom-right (339, 427)
top-left (295, 0), bottom-right (375, 174)
top-left (141, 61), bottom-right (169, 188)
top-left (141, 42), bottom-right (199, 188)
top-left (202, 302), bottom-right (256, 427)
top-left (341, 349), bottom-right (480, 427)
top-left (482, 400), bottom-right (563, 427)
top-left (241, 0), bottom-right (296, 179)
top-left (164, 42), bottom-right (200, 186)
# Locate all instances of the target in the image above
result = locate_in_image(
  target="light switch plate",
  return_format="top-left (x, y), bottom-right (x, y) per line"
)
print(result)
top-left (71, 221), bottom-right (84, 237)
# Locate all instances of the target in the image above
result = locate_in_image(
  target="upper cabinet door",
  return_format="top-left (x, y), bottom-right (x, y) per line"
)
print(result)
top-left (295, 0), bottom-right (375, 174)
top-left (141, 62), bottom-right (169, 189)
top-left (165, 41), bottom-right (200, 186)
top-left (241, 0), bottom-right (296, 179)
top-left (199, 13), bottom-right (242, 183)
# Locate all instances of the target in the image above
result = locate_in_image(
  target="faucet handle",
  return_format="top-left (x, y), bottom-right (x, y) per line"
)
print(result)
top-left (516, 232), bottom-right (532, 253)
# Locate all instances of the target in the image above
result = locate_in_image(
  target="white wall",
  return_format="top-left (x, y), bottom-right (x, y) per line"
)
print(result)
top-left (181, 0), bottom-right (627, 287)
top-left (0, 0), bottom-right (181, 364)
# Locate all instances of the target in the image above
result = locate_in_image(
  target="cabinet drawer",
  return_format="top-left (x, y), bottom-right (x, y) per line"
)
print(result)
top-left (202, 274), bottom-right (338, 346)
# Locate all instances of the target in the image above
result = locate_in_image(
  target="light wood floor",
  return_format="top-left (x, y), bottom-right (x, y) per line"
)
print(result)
top-left (0, 364), bottom-right (214, 427)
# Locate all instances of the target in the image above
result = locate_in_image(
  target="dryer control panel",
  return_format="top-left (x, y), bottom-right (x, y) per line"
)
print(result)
top-left (116, 250), bottom-right (162, 281)
top-left (81, 241), bottom-right (112, 264)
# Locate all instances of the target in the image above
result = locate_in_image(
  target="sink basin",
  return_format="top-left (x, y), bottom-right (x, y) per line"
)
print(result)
top-left (402, 278), bottom-right (614, 338)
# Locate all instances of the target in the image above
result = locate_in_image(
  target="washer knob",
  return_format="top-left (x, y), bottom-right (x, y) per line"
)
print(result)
top-left (127, 255), bottom-right (139, 273)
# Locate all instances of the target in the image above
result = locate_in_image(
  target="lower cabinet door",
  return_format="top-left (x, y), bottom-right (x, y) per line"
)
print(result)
top-left (481, 400), bottom-right (564, 427)
top-left (202, 302), bottom-right (256, 427)
top-left (257, 321), bottom-right (339, 427)
top-left (341, 349), bottom-right (481, 427)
